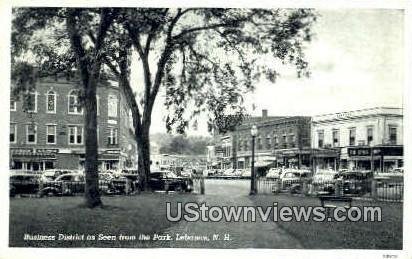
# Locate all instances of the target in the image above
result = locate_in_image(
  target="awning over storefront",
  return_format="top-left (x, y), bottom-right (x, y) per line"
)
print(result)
top-left (11, 149), bottom-right (56, 162)
top-left (254, 161), bottom-right (275, 168)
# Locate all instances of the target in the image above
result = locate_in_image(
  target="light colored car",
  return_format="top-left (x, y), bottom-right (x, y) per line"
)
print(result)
top-left (223, 169), bottom-right (235, 176)
top-left (266, 168), bottom-right (282, 179)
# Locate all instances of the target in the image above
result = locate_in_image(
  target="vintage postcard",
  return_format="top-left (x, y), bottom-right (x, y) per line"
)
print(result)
top-left (1, 0), bottom-right (410, 259)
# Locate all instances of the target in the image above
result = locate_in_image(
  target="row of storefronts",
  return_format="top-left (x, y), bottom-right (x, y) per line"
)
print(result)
top-left (209, 107), bottom-right (403, 173)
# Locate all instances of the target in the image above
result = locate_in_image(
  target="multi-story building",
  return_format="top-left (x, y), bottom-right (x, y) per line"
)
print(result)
top-left (212, 110), bottom-right (312, 172)
top-left (9, 75), bottom-right (137, 171)
top-left (311, 107), bottom-right (403, 172)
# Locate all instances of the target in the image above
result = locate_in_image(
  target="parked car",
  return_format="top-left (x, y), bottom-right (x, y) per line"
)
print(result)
top-left (40, 173), bottom-right (85, 196)
top-left (110, 170), bottom-right (140, 194)
top-left (266, 168), bottom-right (282, 179)
top-left (280, 170), bottom-right (310, 193)
top-left (42, 169), bottom-right (80, 181)
top-left (148, 171), bottom-right (193, 192)
top-left (10, 173), bottom-right (43, 196)
top-left (312, 170), bottom-right (339, 194)
top-left (336, 170), bottom-right (372, 195)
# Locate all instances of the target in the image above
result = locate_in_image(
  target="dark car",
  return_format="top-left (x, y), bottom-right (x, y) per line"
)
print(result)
top-left (40, 173), bottom-right (85, 196)
top-left (10, 173), bottom-right (43, 196)
top-left (148, 171), bottom-right (193, 192)
top-left (337, 171), bottom-right (372, 195)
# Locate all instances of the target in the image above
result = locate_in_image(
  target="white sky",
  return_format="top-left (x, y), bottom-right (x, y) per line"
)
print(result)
top-left (133, 9), bottom-right (405, 136)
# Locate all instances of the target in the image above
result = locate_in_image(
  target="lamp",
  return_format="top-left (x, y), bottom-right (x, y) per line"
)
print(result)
top-left (250, 125), bottom-right (258, 195)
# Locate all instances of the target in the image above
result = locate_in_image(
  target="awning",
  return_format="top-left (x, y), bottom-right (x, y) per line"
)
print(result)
top-left (254, 161), bottom-right (275, 168)
top-left (11, 149), bottom-right (56, 162)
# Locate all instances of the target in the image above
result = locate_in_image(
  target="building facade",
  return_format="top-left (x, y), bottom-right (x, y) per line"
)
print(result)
top-left (311, 107), bottom-right (403, 172)
top-left (9, 76), bottom-right (137, 171)
top-left (213, 110), bottom-right (312, 171)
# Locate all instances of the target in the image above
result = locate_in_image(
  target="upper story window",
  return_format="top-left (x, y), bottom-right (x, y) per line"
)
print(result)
top-left (257, 136), bottom-right (262, 150)
top-left (108, 94), bottom-right (118, 117)
top-left (282, 135), bottom-right (287, 148)
top-left (317, 130), bottom-right (324, 148)
top-left (389, 126), bottom-right (397, 145)
top-left (68, 90), bottom-right (83, 115)
top-left (266, 134), bottom-right (272, 149)
top-left (349, 127), bottom-right (356, 146)
top-left (367, 126), bottom-right (374, 146)
top-left (68, 125), bottom-right (83, 145)
top-left (46, 90), bottom-right (57, 113)
top-left (238, 139), bottom-right (242, 151)
top-left (96, 95), bottom-right (100, 116)
top-left (10, 99), bottom-right (16, 111)
top-left (26, 124), bottom-right (37, 144)
top-left (332, 129), bottom-right (339, 147)
top-left (10, 123), bottom-right (16, 143)
top-left (46, 124), bottom-right (57, 144)
top-left (273, 134), bottom-right (279, 148)
top-left (24, 91), bottom-right (37, 113)
top-left (289, 134), bottom-right (296, 147)
top-left (108, 127), bottom-right (118, 145)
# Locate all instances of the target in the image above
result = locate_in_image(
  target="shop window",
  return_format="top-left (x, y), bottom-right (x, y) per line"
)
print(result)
top-left (68, 125), bottom-right (83, 144)
top-left (349, 127), bottom-right (356, 146)
top-left (26, 124), bottom-right (37, 144)
top-left (68, 90), bottom-right (83, 114)
top-left (389, 126), bottom-right (397, 145)
top-left (46, 90), bottom-right (56, 113)
top-left (46, 125), bottom-right (56, 144)
top-left (10, 123), bottom-right (17, 143)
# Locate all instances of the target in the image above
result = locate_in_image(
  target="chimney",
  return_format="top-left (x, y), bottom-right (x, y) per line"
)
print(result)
top-left (262, 109), bottom-right (268, 118)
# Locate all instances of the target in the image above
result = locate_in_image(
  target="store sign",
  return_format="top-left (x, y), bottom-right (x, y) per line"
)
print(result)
top-left (348, 147), bottom-right (371, 156)
top-left (36, 149), bottom-right (59, 153)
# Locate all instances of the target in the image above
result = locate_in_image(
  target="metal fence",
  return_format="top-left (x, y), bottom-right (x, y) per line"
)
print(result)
top-left (256, 177), bottom-right (403, 202)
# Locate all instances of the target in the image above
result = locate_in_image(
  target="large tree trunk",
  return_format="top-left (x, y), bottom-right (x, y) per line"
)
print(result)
top-left (83, 76), bottom-right (101, 208)
top-left (136, 124), bottom-right (151, 190)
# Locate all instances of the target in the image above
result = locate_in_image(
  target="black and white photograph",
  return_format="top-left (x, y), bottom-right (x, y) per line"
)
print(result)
top-left (0, 0), bottom-right (411, 258)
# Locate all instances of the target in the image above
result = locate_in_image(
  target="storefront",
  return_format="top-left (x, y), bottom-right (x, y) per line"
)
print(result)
top-left (346, 145), bottom-right (403, 172)
top-left (10, 148), bottom-right (57, 171)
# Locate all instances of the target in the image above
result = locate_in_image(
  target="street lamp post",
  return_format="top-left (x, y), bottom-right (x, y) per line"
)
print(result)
top-left (250, 125), bottom-right (258, 195)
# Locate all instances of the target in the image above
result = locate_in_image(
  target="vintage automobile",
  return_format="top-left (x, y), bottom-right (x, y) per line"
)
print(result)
top-left (148, 171), bottom-right (193, 192)
top-left (266, 168), bottom-right (282, 179)
top-left (110, 170), bottom-right (140, 194)
top-left (336, 170), bottom-right (372, 195)
top-left (311, 170), bottom-right (339, 195)
top-left (279, 169), bottom-right (310, 193)
top-left (9, 173), bottom-right (43, 196)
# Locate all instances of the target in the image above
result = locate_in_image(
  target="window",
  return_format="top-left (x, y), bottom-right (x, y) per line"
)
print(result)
top-left (68, 90), bottom-right (83, 114)
top-left (273, 135), bottom-right (278, 147)
top-left (257, 136), bottom-right (262, 150)
top-left (10, 123), bottom-right (16, 143)
top-left (266, 134), bottom-right (272, 149)
top-left (367, 126), bottom-right (374, 146)
top-left (96, 95), bottom-right (100, 116)
top-left (282, 135), bottom-right (287, 148)
top-left (24, 92), bottom-right (37, 113)
top-left (349, 127), bottom-right (356, 146)
top-left (389, 126), bottom-right (397, 145)
top-left (108, 95), bottom-right (118, 117)
top-left (68, 125), bottom-right (83, 144)
top-left (108, 127), bottom-right (118, 145)
top-left (46, 125), bottom-right (56, 144)
top-left (332, 129), bottom-right (339, 147)
top-left (26, 124), bottom-right (37, 144)
top-left (238, 139), bottom-right (242, 151)
top-left (289, 134), bottom-right (296, 147)
top-left (317, 130), bottom-right (324, 148)
top-left (10, 100), bottom-right (16, 111)
top-left (46, 90), bottom-right (56, 113)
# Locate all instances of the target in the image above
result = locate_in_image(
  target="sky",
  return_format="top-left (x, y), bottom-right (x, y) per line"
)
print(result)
top-left (134, 9), bottom-right (405, 135)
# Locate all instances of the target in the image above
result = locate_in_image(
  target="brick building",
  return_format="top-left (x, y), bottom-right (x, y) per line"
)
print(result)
top-left (9, 76), bottom-right (137, 171)
top-left (213, 110), bottom-right (312, 171)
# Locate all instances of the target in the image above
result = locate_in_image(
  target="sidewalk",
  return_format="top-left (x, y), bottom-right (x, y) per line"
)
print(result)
top-left (151, 192), bottom-right (303, 248)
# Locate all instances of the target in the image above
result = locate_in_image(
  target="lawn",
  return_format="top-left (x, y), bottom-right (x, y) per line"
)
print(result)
top-left (9, 193), bottom-right (199, 248)
top-left (250, 194), bottom-right (403, 249)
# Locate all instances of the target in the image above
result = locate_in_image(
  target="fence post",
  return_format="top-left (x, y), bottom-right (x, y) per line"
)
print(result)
top-left (200, 177), bottom-right (205, 195)
top-left (371, 179), bottom-right (377, 201)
